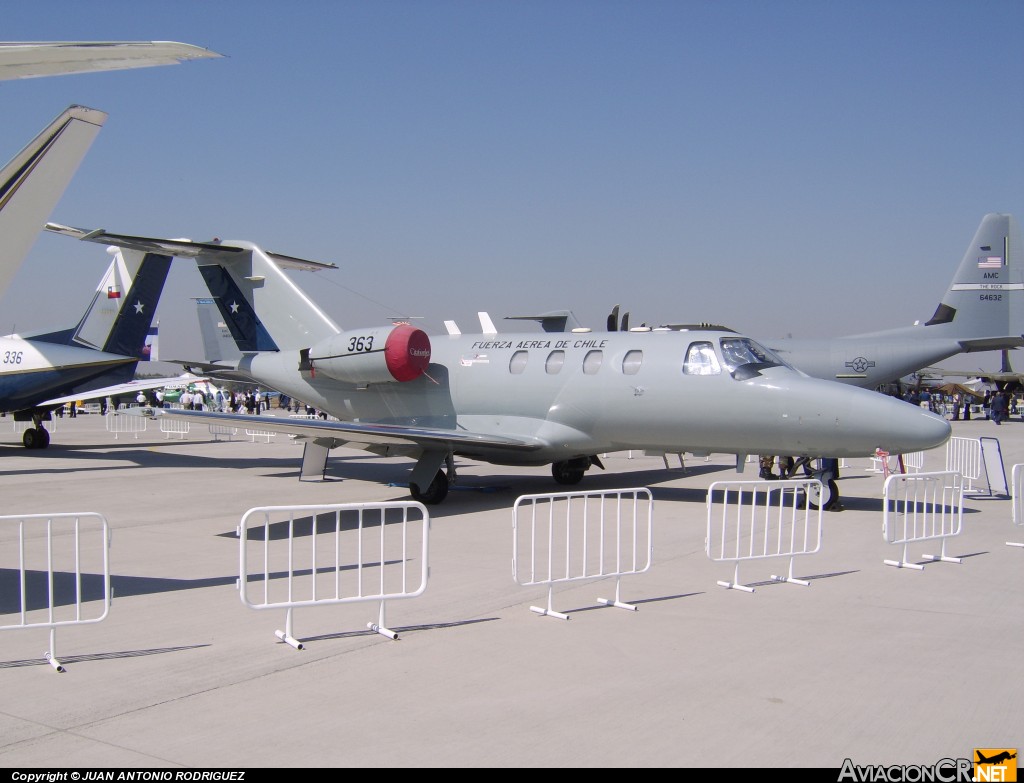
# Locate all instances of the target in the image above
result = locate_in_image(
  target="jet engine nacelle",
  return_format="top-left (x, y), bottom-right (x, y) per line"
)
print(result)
top-left (308, 324), bottom-right (431, 384)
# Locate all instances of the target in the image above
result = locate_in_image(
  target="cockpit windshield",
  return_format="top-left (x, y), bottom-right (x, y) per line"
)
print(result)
top-left (718, 337), bottom-right (789, 375)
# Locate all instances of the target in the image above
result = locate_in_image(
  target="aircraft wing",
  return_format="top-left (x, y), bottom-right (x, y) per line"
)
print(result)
top-left (146, 408), bottom-right (544, 456)
top-left (0, 41), bottom-right (221, 80)
top-left (40, 374), bottom-right (206, 407)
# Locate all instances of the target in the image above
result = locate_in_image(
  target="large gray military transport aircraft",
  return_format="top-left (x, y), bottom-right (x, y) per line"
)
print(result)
top-left (49, 225), bottom-right (952, 505)
top-left (649, 214), bottom-right (1022, 388)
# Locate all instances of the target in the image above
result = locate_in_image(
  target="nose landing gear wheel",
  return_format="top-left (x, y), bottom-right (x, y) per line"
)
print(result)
top-left (806, 479), bottom-right (839, 510)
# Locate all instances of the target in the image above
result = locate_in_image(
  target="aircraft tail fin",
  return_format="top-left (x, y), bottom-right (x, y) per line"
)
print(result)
top-left (194, 242), bottom-right (340, 351)
top-left (25, 245), bottom-right (171, 360)
top-left (0, 105), bottom-right (107, 296)
top-left (195, 297), bottom-right (243, 362)
top-left (924, 213), bottom-right (1024, 339)
top-left (66, 246), bottom-right (172, 359)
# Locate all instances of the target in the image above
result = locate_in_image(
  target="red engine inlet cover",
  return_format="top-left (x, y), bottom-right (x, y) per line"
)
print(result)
top-left (384, 324), bottom-right (431, 381)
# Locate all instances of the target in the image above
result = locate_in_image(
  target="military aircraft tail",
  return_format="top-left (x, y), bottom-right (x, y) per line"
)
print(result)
top-left (0, 105), bottom-right (107, 297)
top-left (92, 248), bottom-right (172, 358)
top-left (195, 297), bottom-right (243, 362)
top-left (922, 213), bottom-right (1023, 345)
top-left (194, 242), bottom-right (340, 351)
top-left (26, 246), bottom-right (172, 364)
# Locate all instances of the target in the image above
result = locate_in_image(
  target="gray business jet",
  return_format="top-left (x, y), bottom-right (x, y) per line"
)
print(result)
top-left (48, 226), bottom-right (951, 505)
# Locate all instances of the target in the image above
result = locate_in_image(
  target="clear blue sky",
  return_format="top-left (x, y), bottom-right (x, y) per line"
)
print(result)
top-left (1, 0), bottom-right (1022, 372)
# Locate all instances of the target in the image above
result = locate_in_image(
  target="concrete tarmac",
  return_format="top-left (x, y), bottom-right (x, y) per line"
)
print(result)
top-left (0, 411), bottom-right (1020, 768)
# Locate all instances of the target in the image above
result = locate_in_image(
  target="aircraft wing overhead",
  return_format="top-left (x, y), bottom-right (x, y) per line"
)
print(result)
top-left (45, 223), bottom-right (338, 271)
top-left (151, 408), bottom-right (544, 455)
top-left (0, 41), bottom-right (222, 80)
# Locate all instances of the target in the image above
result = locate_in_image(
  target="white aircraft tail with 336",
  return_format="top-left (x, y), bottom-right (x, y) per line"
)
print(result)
top-left (0, 240), bottom-right (174, 448)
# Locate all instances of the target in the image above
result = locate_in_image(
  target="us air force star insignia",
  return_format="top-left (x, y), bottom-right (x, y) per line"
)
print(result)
top-left (845, 357), bottom-right (875, 374)
top-left (230, 302), bottom-right (240, 314)
top-left (134, 301), bottom-right (144, 314)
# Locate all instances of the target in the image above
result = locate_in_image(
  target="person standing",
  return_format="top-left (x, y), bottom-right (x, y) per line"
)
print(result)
top-left (991, 391), bottom-right (1008, 425)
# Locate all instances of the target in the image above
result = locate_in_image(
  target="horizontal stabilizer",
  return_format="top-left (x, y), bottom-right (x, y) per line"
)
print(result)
top-left (45, 223), bottom-right (338, 271)
top-left (957, 336), bottom-right (1024, 352)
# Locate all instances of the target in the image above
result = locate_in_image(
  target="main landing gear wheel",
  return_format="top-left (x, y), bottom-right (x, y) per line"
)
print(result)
top-left (805, 479), bottom-right (839, 511)
top-left (410, 470), bottom-right (449, 505)
top-left (22, 427), bottom-right (49, 449)
top-left (552, 461), bottom-right (585, 485)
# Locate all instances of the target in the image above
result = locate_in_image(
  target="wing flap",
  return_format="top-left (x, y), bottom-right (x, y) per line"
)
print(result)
top-left (147, 408), bottom-right (543, 454)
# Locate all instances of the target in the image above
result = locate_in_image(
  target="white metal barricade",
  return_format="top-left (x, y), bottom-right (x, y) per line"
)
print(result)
top-left (705, 479), bottom-right (823, 592)
top-left (160, 417), bottom-right (190, 439)
top-left (245, 427), bottom-right (275, 443)
top-left (105, 412), bottom-right (147, 439)
top-left (512, 488), bottom-right (653, 620)
top-left (238, 502), bottom-right (430, 648)
top-left (288, 414), bottom-right (317, 444)
top-left (1009, 464), bottom-right (1024, 548)
top-left (244, 415), bottom-right (278, 443)
top-left (979, 436), bottom-right (1009, 497)
top-left (208, 423), bottom-right (238, 441)
top-left (882, 471), bottom-right (964, 569)
top-left (12, 419), bottom-right (57, 435)
top-left (945, 437), bottom-right (983, 492)
top-left (0, 513), bottom-right (111, 672)
top-left (902, 451), bottom-right (925, 473)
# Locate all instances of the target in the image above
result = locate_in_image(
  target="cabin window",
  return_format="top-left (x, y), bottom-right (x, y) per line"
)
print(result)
top-left (509, 350), bottom-right (529, 374)
top-left (718, 337), bottom-right (786, 373)
top-left (622, 350), bottom-right (643, 375)
top-left (583, 350), bottom-right (603, 375)
top-left (682, 341), bottom-right (721, 375)
top-left (545, 350), bottom-right (565, 375)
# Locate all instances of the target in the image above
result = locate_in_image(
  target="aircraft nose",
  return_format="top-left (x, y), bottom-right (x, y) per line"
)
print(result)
top-left (879, 402), bottom-right (951, 454)
top-left (792, 379), bottom-right (952, 456)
